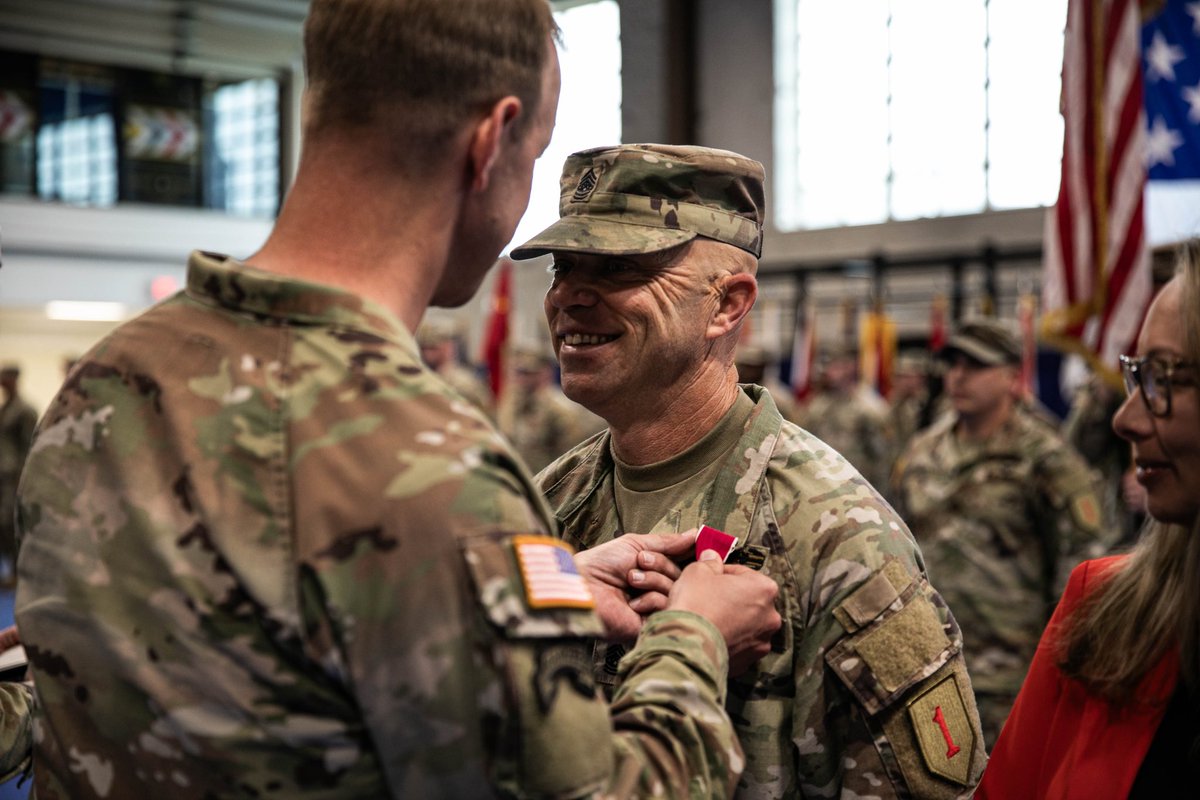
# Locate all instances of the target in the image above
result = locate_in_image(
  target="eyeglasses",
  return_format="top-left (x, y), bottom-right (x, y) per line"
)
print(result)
top-left (1119, 354), bottom-right (1197, 417)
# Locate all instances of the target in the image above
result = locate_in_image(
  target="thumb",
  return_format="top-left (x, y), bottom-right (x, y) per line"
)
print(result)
top-left (697, 549), bottom-right (725, 573)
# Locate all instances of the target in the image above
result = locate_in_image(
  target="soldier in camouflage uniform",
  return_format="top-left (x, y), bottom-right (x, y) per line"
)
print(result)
top-left (892, 319), bottom-right (1110, 747)
top-left (796, 347), bottom-right (894, 491)
top-left (417, 316), bottom-right (496, 418)
top-left (498, 348), bottom-right (606, 472)
top-left (0, 365), bottom-right (37, 586)
top-left (12, 3), bottom-right (784, 797)
top-left (512, 143), bottom-right (987, 799)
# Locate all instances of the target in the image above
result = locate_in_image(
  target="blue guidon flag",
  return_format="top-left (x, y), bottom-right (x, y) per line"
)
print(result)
top-left (513, 535), bottom-right (596, 610)
top-left (1143, 0), bottom-right (1200, 178)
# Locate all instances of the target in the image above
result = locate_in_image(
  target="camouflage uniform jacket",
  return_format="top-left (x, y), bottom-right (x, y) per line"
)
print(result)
top-left (498, 384), bottom-right (603, 474)
top-left (796, 388), bottom-right (892, 491)
top-left (0, 392), bottom-right (38, 547)
top-left (14, 251), bottom-right (745, 799)
top-left (538, 386), bottom-right (986, 799)
top-left (891, 407), bottom-right (1108, 698)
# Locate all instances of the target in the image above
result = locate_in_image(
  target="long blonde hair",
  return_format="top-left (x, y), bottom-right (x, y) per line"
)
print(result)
top-left (1060, 238), bottom-right (1200, 704)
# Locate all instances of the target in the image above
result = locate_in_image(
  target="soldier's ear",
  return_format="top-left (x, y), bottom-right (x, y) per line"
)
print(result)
top-left (707, 273), bottom-right (757, 341)
top-left (467, 95), bottom-right (522, 192)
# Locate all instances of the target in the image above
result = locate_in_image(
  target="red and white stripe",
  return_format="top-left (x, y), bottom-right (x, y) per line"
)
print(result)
top-left (514, 537), bottom-right (594, 609)
top-left (1042, 0), bottom-right (1153, 379)
top-left (790, 303), bottom-right (816, 403)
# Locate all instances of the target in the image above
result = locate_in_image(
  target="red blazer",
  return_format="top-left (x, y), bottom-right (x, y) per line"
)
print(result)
top-left (976, 556), bottom-right (1179, 799)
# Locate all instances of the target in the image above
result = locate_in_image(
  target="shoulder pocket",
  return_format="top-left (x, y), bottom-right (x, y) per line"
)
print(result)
top-left (462, 533), bottom-right (605, 640)
top-left (825, 560), bottom-right (958, 715)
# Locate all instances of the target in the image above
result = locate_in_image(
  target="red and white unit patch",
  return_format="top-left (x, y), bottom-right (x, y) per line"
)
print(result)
top-left (513, 535), bottom-right (596, 610)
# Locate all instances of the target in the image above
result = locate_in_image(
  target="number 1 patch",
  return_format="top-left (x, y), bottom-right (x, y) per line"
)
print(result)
top-left (906, 674), bottom-right (976, 786)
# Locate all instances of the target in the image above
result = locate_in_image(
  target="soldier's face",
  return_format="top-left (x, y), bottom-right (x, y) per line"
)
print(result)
top-left (943, 355), bottom-right (1017, 419)
top-left (1113, 278), bottom-right (1200, 526)
top-left (542, 241), bottom-right (715, 418)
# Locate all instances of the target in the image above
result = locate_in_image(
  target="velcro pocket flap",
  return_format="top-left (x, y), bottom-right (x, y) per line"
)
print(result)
top-left (833, 560), bottom-right (911, 632)
top-left (826, 568), bottom-right (956, 715)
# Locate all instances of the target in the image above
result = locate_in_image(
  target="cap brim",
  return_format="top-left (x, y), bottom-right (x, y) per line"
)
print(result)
top-left (510, 217), bottom-right (697, 260)
top-left (941, 338), bottom-right (1012, 366)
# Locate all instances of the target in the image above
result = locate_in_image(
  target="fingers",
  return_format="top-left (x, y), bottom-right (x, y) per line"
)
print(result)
top-left (628, 566), bottom-right (675, 597)
top-left (624, 531), bottom-right (696, 560)
top-left (628, 590), bottom-right (670, 615)
top-left (635, 549), bottom-right (683, 580)
top-left (695, 548), bottom-right (725, 573)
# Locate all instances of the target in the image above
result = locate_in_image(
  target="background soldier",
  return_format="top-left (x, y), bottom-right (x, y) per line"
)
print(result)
top-left (514, 143), bottom-right (986, 799)
top-left (497, 347), bottom-right (604, 472)
top-left (12, 3), bottom-right (781, 797)
top-left (734, 345), bottom-right (800, 423)
top-left (0, 364), bottom-right (36, 588)
top-left (795, 344), bottom-right (893, 489)
top-left (416, 316), bottom-right (495, 418)
top-left (892, 319), bottom-right (1111, 747)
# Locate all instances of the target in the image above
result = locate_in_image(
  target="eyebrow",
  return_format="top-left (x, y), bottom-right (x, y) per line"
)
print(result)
top-left (1140, 348), bottom-right (1190, 362)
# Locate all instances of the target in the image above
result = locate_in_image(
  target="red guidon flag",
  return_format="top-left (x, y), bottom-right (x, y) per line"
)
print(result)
top-left (929, 294), bottom-right (948, 354)
top-left (481, 259), bottom-right (512, 400)
top-left (1041, 0), bottom-right (1153, 385)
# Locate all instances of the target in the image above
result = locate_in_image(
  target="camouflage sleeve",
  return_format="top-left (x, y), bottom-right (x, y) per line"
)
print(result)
top-left (0, 681), bottom-right (32, 783)
top-left (1035, 444), bottom-right (1111, 592)
top-left (821, 560), bottom-right (987, 799)
top-left (461, 534), bottom-right (739, 799)
top-left (610, 611), bottom-right (740, 799)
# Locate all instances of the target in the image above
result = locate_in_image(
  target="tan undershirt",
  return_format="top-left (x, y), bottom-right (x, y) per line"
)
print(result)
top-left (612, 390), bottom-right (755, 536)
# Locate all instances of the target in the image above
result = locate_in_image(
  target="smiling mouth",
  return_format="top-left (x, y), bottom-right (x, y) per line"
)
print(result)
top-left (560, 333), bottom-right (618, 346)
top-left (1135, 460), bottom-right (1172, 478)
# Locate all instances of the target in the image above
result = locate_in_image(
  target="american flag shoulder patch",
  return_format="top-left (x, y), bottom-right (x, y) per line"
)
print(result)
top-left (512, 535), bottom-right (596, 610)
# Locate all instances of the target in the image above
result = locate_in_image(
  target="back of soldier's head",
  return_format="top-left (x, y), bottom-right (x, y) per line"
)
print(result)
top-left (302, 0), bottom-right (558, 173)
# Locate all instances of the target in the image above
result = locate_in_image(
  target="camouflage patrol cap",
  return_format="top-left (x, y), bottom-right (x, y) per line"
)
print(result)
top-left (735, 345), bottom-right (772, 368)
top-left (416, 316), bottom-right (462, 347)
top-left (510, 143), bottom-right (765, 260)
top-left (942, 319), bottom-right (1021, 366)
top-left (511, 347), bottom-right (555, 373)
top-left (894, 351), bottom-right (931, 375)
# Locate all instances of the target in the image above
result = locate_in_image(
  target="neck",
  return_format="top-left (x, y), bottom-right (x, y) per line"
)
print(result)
top-left (608, 367), bottom-right (741, 465)
top-left (956, 400), bottom-right (1013, 442)
top-left (245, 137), bottom-right (463, 331)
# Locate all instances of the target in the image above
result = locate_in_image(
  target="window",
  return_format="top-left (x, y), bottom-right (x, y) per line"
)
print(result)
top-left (207, 78), bottom-right (280, 218)
top-left (36, 66), bottom-right (118, 207)
top-left (774, 0), bottom-right (1068, 230)
top-left (3, 51), bottom-right (281, 217)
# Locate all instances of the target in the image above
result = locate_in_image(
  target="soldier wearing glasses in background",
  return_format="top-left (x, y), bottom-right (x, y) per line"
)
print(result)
top-left (891, 318), bottom-right (1111, 748)
top-left (978, 237), bottom-right (1200, 798)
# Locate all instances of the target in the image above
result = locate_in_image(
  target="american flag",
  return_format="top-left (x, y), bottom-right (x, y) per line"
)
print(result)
top-left (1041, 0), bottom-right (1153, 383)
top-left (789, 302), bottom-right (816, 403)
top-left (513, 536), bottom-right (595, 610)
top-left (1143, 0), bottom-right (1200, 178)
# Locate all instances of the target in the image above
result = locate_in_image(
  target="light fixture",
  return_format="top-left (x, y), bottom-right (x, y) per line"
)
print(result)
top-left (44, 301), bottom-right (127, 322)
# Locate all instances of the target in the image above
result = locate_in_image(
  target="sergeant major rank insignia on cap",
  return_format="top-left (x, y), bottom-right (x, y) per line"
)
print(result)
top-left (512, 535), bottom-right (596, 610)
top-left (571, 167), bottom-right (599, 203)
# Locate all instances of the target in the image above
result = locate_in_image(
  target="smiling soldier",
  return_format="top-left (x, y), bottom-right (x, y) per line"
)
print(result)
top-left (511, 143), bottom-right (987, 799)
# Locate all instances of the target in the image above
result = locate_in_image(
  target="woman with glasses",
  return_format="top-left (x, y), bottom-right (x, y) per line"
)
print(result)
top-left (977, 239), bottom-right (1200, 798)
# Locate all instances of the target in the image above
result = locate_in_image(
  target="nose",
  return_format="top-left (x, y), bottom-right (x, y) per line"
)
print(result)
top-left (1112, 386), bottom-right (1152, 443)
top-left (545, 268), bottom-right (599, 311)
